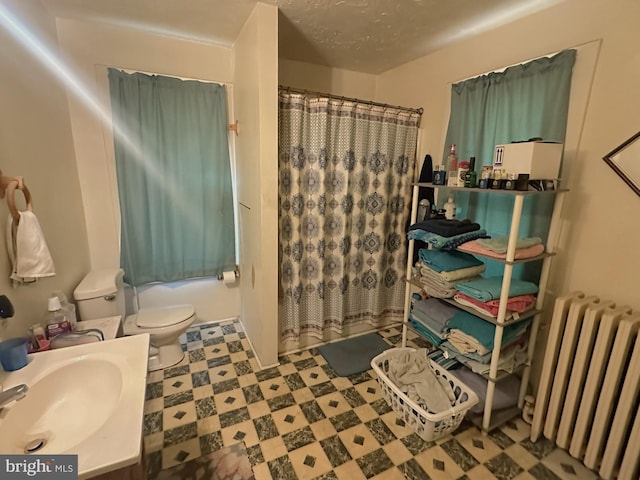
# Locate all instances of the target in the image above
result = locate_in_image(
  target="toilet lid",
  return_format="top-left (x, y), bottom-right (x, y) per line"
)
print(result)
top-left (135, 304), bottom-right (195, 328)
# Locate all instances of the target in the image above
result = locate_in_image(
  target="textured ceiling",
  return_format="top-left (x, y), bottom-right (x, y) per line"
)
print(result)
top-left (38, 0), bottom-right (566, 74)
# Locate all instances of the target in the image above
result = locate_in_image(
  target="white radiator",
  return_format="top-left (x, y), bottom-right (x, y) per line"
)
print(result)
top-left (530, 292), bottom-right (640, 480)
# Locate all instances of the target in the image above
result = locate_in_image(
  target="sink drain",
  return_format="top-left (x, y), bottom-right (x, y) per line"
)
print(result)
top-left (24, 439), bottom-right (46, 453)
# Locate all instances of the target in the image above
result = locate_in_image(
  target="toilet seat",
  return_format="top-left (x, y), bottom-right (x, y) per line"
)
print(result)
top-left (135, 304), bottom-right (195, 328)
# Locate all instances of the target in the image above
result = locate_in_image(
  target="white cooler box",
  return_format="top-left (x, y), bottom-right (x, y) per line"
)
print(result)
top-left (493, 141), bottom-right (563, 180)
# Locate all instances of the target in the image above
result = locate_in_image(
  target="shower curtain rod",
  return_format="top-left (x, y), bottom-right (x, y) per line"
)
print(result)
top-left (279, 85), bottom-right (424, 116)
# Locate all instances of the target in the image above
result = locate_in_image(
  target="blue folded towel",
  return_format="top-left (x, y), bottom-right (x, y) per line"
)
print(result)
top-left (418, 249), bottom-right (484, 273)
top-left (408, 229), bottom-right (488, 250)
top-left (412, 298), bottom-right (457, 332)
top-left (454, 276), bottom-right (538, 302)
top-left (409, 316), bottom-right (444, 346)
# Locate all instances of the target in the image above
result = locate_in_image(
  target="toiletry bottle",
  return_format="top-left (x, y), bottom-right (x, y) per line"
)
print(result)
top-left (433, 165), bottom-right (446, 185)
top-left (444, 195), bottom-right (456, 220)
top-left (464, 157), bottom-right (477, 188)
top-left (44, 296), bottom-right (73, 340)
top-left (446, 144), bottom-right (459, 187)
top-left (53, 290), bottom-right (77, 330)
top-left (491, 169), bottom-right (502, 189)
top-left (417, 199), bottom-right (430, 221)
top-left (457, 160), bottom-right (470, 187)
top-left (29, 323), bottom-right (46, 351)
top-left (478, 166), bottom-right (492, 189)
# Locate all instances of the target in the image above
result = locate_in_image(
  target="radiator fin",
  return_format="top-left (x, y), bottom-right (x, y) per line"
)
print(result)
top-left (531, 292), bottom-right (638, 480)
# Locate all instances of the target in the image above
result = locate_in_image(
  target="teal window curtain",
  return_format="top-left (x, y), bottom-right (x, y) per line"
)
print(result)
top-left (108, 69), bottom-right (235, 286)
top-left (442, 50), bottom-right (576, 279)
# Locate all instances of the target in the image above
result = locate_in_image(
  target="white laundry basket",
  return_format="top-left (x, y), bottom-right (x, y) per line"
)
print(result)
top-left (371, 347), bottom-right (479, 441)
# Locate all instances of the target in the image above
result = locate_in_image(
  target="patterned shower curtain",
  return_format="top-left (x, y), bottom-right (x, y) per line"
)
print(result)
top-left (278, 91), bottom-right (421, 341)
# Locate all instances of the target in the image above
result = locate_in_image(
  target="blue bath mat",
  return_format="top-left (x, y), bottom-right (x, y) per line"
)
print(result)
top-left (318, 333), bottom-right (391, 377)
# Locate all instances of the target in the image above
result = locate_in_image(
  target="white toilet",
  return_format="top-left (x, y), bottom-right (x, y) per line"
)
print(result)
top-left (73, 268), bottom-right (196, 371)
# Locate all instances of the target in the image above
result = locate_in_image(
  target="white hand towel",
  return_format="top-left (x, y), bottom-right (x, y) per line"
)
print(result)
top-left (6, 211), bottom-right (55, 284)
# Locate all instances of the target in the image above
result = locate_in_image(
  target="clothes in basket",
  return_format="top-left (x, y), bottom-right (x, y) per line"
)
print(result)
top-left (386, 348), bottom-right (455, 413)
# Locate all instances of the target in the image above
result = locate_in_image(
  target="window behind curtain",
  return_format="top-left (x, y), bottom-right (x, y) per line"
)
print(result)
top-left (443, 50), bottom-right (576, 280)
top-left (107, 69), bottom-right (236, 286)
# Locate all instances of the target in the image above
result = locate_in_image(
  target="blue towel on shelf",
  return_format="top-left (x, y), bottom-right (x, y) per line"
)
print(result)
top-left (418, 249), bottom-right (484, 273)
top-left (409, 316), bottom-right (444, 346)
top-left (408, 229), bottom-right (489, 250)
top-left (454, 276), bottom-right (538, 302)
top-left (411, 298), bottom-right (457, 334)
top-left (409, 218), bottom-right (481, 238)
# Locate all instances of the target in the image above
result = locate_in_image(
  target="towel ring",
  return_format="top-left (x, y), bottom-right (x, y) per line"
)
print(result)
top-left (6, 180), bottom-right (33, 224)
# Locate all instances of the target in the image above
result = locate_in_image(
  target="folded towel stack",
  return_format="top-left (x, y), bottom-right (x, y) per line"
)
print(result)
top-left (416, 249), bottom-right (485, 298)
top-left (409, 298), bottom-right (458, 346)
top-left (408, 218), bottom-right (488, 250)
top-left (439, 307), bottom-right (531, 373)
top-left (458, 236), bottom-right (545, 260)
top-left (454, 276), bottom-right (538, 303)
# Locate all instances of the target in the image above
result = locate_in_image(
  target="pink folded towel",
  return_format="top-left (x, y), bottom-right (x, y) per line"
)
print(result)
top-left (458, 241), bottom-right (545, 260)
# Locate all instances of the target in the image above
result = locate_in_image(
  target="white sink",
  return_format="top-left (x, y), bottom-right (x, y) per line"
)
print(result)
top-left (0, 334), bottom-right (150, 479)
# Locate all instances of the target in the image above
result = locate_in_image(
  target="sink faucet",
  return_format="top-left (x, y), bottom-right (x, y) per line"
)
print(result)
top-left (0, 384), bottom-right (28, 409)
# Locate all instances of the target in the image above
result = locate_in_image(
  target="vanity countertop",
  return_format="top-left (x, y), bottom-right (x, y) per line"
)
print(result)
top-left (76, 315), bottom-right (122, 340)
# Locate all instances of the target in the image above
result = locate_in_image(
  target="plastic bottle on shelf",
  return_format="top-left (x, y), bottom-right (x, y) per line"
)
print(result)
top-left (417, 199), bottom-right (430, 221)
top-left (457, 160), bottom-right (470, 187)
top-left (52, 290), bottom-right (77, 330)
top-left (44, 296), bottom-right (73, 340)
top-left (464, 157), bottom-right (478, 188)
top-left (444, 195), bottom-right (456, 220)
top-left (446, 144), bottom-right (459, 187)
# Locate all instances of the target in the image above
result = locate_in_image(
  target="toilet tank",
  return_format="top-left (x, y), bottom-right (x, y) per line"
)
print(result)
top-left (73, 268), bottom-right (126, 321)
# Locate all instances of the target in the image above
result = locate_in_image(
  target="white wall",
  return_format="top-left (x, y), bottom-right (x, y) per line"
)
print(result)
top-left (233, 3), bottom-right (279, 367)
top-left (279, 58), bottom-right (377, 99)
top-left (375, 0), bottom-right (640, 388)
top-left (0, 0), bottom-right (90, 339)
top-left (377, 0), bottom-right (640, 308)
top-left (55, 19), bottom-right (240, 323)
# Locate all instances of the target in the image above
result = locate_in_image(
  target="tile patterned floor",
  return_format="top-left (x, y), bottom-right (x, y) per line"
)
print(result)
top-left (143, 319), bottom-right (602, 480)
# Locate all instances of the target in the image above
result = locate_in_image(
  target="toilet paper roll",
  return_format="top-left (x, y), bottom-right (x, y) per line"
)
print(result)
top-left (222, 270), bottom-right (236, 285)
